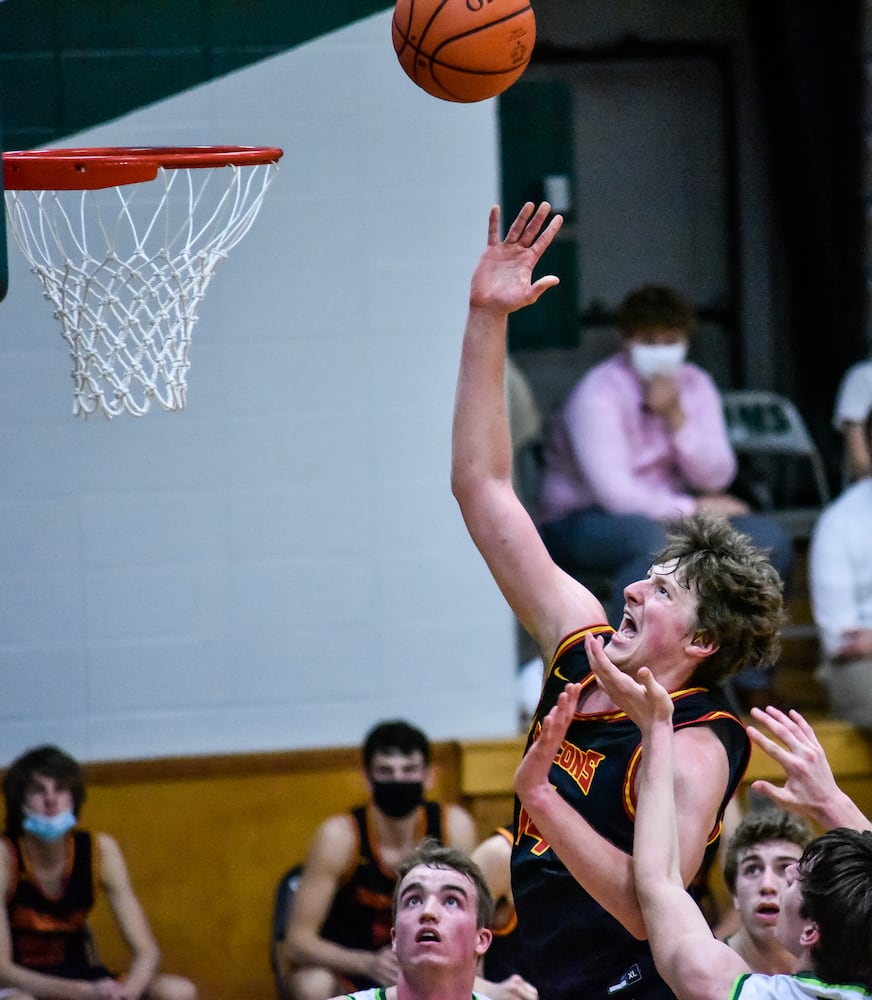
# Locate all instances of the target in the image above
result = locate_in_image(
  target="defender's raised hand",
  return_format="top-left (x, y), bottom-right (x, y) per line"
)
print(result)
top-left (748, 705), bottom-right (872, 831)
top-left (585, 632), bottom-right (674, 734)
top-left (514, 682), bottom-right (582, 808)
top-left (469, 202), bottom-right (563, 317)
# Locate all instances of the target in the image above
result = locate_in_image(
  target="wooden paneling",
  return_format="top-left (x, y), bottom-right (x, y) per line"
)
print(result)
top-left (6, 723), bottom-right (871, 999)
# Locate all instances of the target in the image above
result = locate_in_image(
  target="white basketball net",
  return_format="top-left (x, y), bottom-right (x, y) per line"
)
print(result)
top-left (4, 160), bottom-right (279, 418)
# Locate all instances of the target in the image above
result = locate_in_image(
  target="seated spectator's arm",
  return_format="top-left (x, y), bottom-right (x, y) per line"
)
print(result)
top-left (0, 846), bottom-right (107, 1000)
top-left (97, 832), bottom-right (162, 1000)
top-left (282, 816), bottom-right (398, 987)
top-left (747, 706), bottom-right (872, 833)
top-left (563, 387), bottom-right (697, 519)
top-left (445, 803), bottom-right (478, 854)
top-left (666, 373), bottom-right (737, 495)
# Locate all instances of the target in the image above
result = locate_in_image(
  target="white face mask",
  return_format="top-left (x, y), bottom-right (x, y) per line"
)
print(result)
top-left (628, 342), bottom-right (688, 380)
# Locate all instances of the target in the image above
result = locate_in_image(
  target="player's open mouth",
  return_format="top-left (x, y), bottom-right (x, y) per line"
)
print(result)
top-left (416, 929), bottom-right (441, 942)
top-left (618, 611), bottom-right (637, 638)
top-left (757, 903), bottom-right (779, 921)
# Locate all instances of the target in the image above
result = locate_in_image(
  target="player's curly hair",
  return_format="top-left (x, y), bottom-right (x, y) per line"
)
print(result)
top-left (723, 808), bottom-right (814, 894)
top-left (616, 285), bottom-right (697, 337)
top-left (656, 513), bottom-right (785, 684)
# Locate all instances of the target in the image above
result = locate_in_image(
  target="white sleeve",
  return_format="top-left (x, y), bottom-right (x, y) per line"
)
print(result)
top-left (809, 493), bottom-right (862, 657)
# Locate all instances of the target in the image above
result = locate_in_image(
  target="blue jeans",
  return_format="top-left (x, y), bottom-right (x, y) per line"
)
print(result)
top-left (539, 507), bottom-right (794, 634)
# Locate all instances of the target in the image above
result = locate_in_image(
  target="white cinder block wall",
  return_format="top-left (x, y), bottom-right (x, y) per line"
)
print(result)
top-left (0, 11), bottom-right (522, 762)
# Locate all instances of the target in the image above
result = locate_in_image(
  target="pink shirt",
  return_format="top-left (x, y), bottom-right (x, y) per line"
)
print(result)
top-left (537, 351), bottom-right (737, 524)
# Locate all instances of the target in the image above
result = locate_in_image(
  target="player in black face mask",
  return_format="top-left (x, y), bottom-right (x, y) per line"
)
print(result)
top-left (279, 720), bottom-right (477, 1000)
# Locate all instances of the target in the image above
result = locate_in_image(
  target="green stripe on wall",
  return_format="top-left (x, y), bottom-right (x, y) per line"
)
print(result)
top-left (0, 0), bottom-right (393, 150)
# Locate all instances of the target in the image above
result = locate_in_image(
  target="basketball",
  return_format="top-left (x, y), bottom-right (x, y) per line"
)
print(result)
top-left (392, 0), bottom-right (536, 104)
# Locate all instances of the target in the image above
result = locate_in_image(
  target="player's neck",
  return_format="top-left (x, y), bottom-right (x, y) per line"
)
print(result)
top-left (21, 831), bottom-right (68, 862)
top-left (371, 804), bottom-right (422, 847)
top-left (20, 833), bottom-right (70, 892)
top-left (729, 926), bottom-right (797, 976)
top-left (396, 968), bottom-right (476, 1000)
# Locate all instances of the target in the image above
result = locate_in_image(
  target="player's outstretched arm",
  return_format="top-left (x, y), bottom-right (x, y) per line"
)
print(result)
top-left (515, 681), bottom-right (651, 938)
top-left (748, 705), bottom-right (872, 832)
top-left (596, 659), bottom-right (750, 1000)
top-left (452, 203), bottom-right (605, 657)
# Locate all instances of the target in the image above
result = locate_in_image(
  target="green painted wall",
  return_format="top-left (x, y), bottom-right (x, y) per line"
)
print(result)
top-left (500, 78), bottom-right (579, 349)
top-left (0, 0), bottom-right (393, 150)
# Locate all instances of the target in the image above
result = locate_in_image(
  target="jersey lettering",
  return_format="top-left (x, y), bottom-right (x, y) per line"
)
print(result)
top-left (517, 805), bottom-right (550, 856)
top-left (554, 741), bottom-right (605, 794)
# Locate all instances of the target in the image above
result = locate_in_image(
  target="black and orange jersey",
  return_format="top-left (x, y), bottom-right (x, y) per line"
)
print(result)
top-left (512, 625), bottom-right (750, 1000)
top-left (321, 801), bottom-right (444, 991)
top-left (4, 829), bottom-right (106, 978)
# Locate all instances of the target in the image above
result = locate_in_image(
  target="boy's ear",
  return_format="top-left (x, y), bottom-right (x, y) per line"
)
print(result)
top-left (685, 631), bottom-right (718, 661)
top-left (475, 927), bottom-right (493, 958)
top-left (800, 921), bottom-right (819, 950)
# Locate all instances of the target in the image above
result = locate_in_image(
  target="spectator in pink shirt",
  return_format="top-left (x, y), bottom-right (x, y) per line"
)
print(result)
top-left (537, 286), bottom-right (793, 675)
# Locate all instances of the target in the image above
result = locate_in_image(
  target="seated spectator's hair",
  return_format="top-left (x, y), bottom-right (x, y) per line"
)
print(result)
top-left (616, 285), bottom-right (697, 337)
top-left (656, 514), bottom-right (785, 683)
top-left (392, 838), bottom-right (495, 930)
top-left (363, 720), bottom-right (431, 769)
top-left (3, 745), bottom-right (86, 837)
top-left (798, 829), bottom-right (872, 990)
top-left (723, 809), bottom-right (814, 894)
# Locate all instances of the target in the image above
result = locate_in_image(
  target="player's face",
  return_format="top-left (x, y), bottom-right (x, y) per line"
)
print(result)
top-left (607, 560), bottom-right (702, 673)
top-left (392, 864), bottom-right (491, 974)
top-left (775, 861), bottom-right (810, 957)
top-left (24, 773), bottom-right (73, 817)
top-left (732, 840), bottom-right (804, 946)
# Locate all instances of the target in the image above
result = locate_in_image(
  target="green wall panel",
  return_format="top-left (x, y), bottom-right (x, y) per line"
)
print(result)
top-left (499, 79), bottom-right (579, 351)
top-left (56, 2), bottom-right (209, 48)
top-left (0, 0), bottom-right (393, 151)
top-left (1, 55), bottom-right (59, 133)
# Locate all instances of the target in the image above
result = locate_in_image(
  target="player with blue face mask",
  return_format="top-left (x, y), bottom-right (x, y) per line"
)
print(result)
top-left (0, 744), bottom-right (197, 1000)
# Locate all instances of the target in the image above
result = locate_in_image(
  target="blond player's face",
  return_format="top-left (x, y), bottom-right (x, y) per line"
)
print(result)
top-left (392, 864), bottom-right (491, 973)
top-left (606, 560), bottom-right (701, 673)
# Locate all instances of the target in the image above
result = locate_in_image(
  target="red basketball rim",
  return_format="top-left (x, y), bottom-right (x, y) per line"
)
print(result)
top-left (2, 146), bottom-right (284, 191)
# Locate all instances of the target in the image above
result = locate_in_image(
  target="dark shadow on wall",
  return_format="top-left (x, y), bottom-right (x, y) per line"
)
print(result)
top-left (746, 0), bottom-right (866, 487)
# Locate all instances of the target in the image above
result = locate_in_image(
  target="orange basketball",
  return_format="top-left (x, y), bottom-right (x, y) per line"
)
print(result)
top-left (392, 0), bottom-right (536, 104)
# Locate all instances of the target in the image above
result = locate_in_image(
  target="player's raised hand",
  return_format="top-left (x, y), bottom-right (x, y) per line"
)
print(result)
top-left (748, 705), bottom-right (872, 831)
top-left (586, 633), bottom-right (673, 734)
top-left (514, 682), bottom-right (581, 808)
top-left (469, 202), bottom-right (563, 317)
